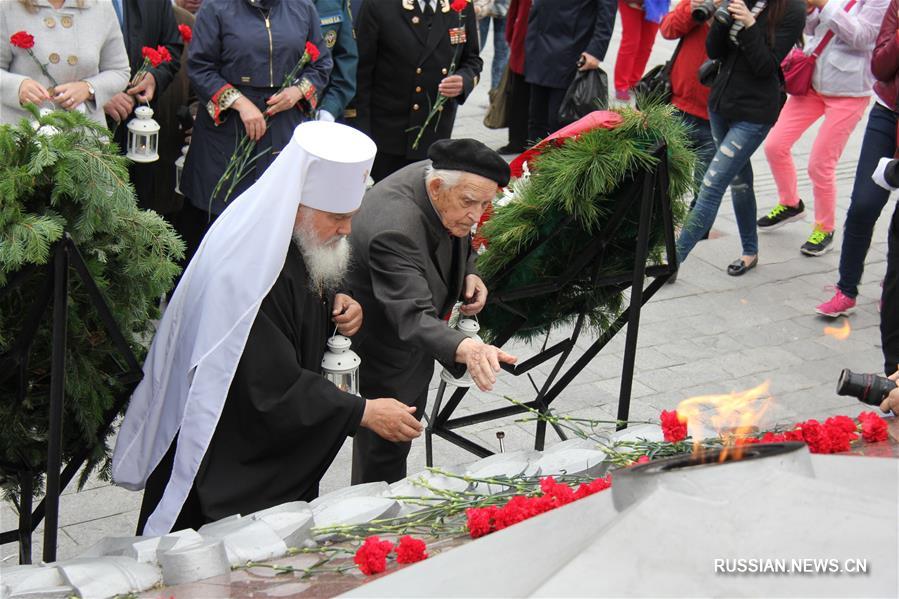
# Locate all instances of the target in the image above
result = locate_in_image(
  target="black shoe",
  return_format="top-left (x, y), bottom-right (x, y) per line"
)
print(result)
top-left (497, 144), bottom-right (525, 155)
top-left (757, 200), bottom-right (805, 230)
top-left (726, 255), bottom-right (758, 276)
top-left (800, 227), bottom-right (834, 256)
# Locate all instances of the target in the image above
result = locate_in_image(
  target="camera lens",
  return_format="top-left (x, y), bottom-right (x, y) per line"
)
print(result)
top-left (836, 368), bottom-right (895, 406)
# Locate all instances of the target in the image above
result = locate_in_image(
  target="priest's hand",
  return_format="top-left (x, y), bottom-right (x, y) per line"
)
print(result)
top-left (333, 293), bottom-right (363, 336)
top-left (455, 338), bottom-right (517, 392)
top-left (361, 399), bottom-right (422, 442)
top-left (879, 371), bottom-right (899, 416)
top-left (460, 274), bottom-right (487, 316)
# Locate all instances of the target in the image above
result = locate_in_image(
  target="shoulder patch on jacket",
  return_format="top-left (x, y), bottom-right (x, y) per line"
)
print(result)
top-left (320, 13), bottom-right (344, 26)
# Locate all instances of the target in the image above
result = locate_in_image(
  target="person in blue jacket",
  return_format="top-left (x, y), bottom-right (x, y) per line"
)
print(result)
top-left (314, 0), bottom-right (358, 122)
top-left (525, 0), bottom-right (617, 140)
top-left (179, 0), bottom-right (333, 262)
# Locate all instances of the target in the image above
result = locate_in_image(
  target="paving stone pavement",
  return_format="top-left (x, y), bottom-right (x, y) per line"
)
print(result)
top-left (2, 24), bottom-right (894, 563)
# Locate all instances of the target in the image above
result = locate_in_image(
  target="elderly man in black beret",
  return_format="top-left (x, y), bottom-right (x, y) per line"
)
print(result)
top-left (346, 138), bottom-right (517, 484)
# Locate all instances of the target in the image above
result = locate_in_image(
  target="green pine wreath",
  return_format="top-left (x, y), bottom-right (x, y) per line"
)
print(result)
top-left (477, 104), bottom-right (694, 343)
top-left (0, 107), bottom-right (183, 502)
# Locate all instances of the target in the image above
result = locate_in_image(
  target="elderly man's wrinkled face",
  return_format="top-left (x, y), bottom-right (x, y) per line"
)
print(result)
top-left (428, 173), bottom-right (497, 238)
top-left (293, 205), bottom-right (356, 292)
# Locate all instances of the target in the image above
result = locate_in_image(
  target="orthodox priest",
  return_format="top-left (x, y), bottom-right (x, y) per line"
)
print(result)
top-left (347, 138), bottom-right (517, 484)
top-left (112, 122), bottom-right (422, 536)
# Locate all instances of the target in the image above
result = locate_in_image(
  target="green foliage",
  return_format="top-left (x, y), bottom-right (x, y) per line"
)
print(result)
top-left (477, 104), bottom-right (694, 343)
top-left (0, 107), bottom-right (184, 504)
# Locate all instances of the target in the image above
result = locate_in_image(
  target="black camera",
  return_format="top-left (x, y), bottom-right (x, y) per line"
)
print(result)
top-left (836, 369), bottom-right (896, 406)
top-left (714, 0), bottom-right (733, 26)
top-left (691, 0), bottom-right (716, 21)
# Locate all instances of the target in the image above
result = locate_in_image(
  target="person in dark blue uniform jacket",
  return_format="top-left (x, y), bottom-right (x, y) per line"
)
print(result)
top-left (314, 0), bottom-right (358, 122)
top-left (179, 0), bottom-right (332, 261)
top-left (525, 0), bottom-right (616, 140)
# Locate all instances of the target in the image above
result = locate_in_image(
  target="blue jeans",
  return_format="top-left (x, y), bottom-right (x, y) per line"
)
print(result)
top-left (837, 102), bottom-right (898, 299)
top-left (478, 16), bottom-right (508, 90)
top-left (676, 111), bottom-right (771, 264)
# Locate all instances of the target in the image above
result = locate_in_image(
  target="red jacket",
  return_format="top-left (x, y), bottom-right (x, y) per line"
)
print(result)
top-left (872, 0), bottom-right (899, 110)
top-left (506, 0), bottom-right (532, 75)
top-left (660, 0), bottom-right (711, 120)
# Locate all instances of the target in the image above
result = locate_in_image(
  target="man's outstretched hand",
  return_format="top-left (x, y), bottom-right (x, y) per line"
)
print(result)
top-left (455, 338), bottom-right (517, 392)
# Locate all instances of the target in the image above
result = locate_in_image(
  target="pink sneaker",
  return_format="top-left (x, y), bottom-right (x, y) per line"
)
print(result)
top-left (615, 89), bottom-right (631, 102)
top-left (816, 289), bottom-right (856, 317)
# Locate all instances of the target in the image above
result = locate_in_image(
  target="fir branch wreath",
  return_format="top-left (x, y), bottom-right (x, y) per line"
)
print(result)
top-left (0, 107), bottom-right (184, 503)
top-left (476, 105), bottom-right (695, 342)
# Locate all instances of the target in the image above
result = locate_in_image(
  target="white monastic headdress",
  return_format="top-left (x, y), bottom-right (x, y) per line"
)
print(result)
top-left (112, 122), bottom-right (377, 536)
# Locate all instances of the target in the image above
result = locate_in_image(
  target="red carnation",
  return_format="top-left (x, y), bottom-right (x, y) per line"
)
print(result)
top-left (574, 475), bottom-right (612, 499)
top-left (825, 415), bottom-right (857, 435)
top-left (858, 412), bottom-right (889, 443)
top-left (783, 429), bottom-right (804, 442)
top-left (660, 410), bottom-right (688, 443)
top-left (305, 41), bottom-right (320, 63)
top-left (465, 506), bottom-right (496, 539)
top-left (353, 536), bottom-right (394, 576)
top-left (10, 30), bottom-right (34, 50)
top-left (798, 420), bottom-right (832, 454)
top-left (156, 45), bottom-right (172, 63)
top-left (178, 24), bottom-right (192, 44)
top-left (759, 432), bottom-right (786, 444)
top-left (451, 0), bottom-right (469, 12)
top-left (395, 536), bottom-right (428, 564)
top-left (824, 421), bottom-right (856, 453)
top-left (539, 476), bottom-right (575, 506)
top-left (142, 46), bottom-right (162, 67)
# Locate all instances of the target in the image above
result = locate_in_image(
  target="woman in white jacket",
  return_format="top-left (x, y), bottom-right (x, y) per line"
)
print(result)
top-left (759, 0), bottom-right (889, 256)
top-left (0, 0), bottom-right (130, 126)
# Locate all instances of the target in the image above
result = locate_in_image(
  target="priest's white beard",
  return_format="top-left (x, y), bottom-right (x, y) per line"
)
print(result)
top-left (292, 219), bottom-right (351, 294)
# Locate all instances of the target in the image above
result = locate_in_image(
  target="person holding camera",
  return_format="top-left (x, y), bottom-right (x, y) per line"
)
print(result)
top-left (675, 0), bottom-right (806, 275)
top-left (660, 0), bottom-right (716, 205)
top-left (815, 0), bottom-right (899, 317)
top-left (879, 371), bottom-right (899, 414)
top-left (759, 0), bottom-right (888, 258)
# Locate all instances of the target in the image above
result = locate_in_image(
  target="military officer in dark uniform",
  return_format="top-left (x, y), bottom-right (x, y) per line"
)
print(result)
top-left (314, 0), bottom-right (358, 122)
top-left (356, 0), bottom-right (482, 182)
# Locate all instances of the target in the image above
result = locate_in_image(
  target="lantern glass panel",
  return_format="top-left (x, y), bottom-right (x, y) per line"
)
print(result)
top-left (150, 133), bottom-right (158, 152)
top-left (325, 371), bottom-right (358, 395)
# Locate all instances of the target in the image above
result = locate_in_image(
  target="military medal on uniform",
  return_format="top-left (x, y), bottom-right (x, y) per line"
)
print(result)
top-left (448, 26), bottom-right (466, 45)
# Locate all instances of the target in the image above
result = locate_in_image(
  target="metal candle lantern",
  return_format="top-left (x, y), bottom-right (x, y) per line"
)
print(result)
top-left (126, 106), bottom-right (160, 163)
top-left (174, 145), bottom-right (188, 195)
top-left (321, 335), bottom-right (361, 395)
top-left (440, 318), bottom-right (482, 387)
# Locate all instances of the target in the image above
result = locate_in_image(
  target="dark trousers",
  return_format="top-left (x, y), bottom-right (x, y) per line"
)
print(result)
top-left (178, 201), bottom-right (218, 270)
top-left (837, 103), bottom-right (898, 299)
top-left (372, 152), bottom-right (416, 183)
top-left (883, 202), bottom-right (899, 376)
top-left (350, 388), bottom-right (428, 485)
top-left (508, 71), bottom-right (531, 150)
top-left (528, 83), bottom-right (566, 141)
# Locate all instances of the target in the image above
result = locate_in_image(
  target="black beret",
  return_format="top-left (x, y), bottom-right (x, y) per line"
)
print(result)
top-left (427, 138), bottom-right (511, 187)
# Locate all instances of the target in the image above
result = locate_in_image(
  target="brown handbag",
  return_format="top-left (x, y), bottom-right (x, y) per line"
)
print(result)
top-left (483, 65), bottom-right (512, 129)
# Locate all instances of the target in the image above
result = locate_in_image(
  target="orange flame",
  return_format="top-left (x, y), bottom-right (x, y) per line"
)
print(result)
top-left (676, 381), bottom-right (773, 462)
top-left (823, 319), bottom-right (851, 341)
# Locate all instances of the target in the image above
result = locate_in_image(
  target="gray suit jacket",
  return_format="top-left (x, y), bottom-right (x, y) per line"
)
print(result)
top-left (347, 160), bottom-right (478, 405)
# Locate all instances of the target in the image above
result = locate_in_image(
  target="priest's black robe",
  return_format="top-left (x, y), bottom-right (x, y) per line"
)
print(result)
top-left (136, 243), bottom-right (366, 534)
